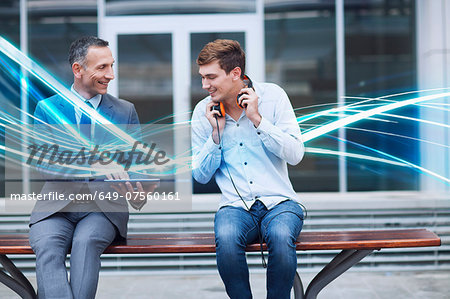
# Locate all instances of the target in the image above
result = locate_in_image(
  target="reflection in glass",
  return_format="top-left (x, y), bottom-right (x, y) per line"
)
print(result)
top-left (266, 7), bottom-right (339, 192)
top-left (0, 0), bottom-right (20, 45)
top-left (28, 2), bottom-right (97, 113)
top-left (344, 0), bottom-right (417, 191)
top-left (0, 0), bottom-right (20, 197)
top-left (119, 34), bottom-right (176, 194)
top-left (0, 50), bottom-right (55, 197)
top-left (118, 34), bottom-right (173, 124)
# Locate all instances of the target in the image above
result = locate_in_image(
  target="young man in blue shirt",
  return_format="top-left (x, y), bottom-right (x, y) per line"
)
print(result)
top-left (191, 39), bottom-right (305, 299)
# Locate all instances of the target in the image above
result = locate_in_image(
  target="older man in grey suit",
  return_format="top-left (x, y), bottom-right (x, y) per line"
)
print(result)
top-left (28, 36), bottom-right (151, 299)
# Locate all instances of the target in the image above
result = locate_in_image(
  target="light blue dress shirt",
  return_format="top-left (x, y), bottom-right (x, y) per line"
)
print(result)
top-left (71, 85), bottom-right (101, 138)
top-left (191, 81), bottom-right (305, 210)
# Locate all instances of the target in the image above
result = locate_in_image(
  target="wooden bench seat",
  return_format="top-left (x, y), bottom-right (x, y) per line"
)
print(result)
top-left (0, 229), bottom-right (441, 299)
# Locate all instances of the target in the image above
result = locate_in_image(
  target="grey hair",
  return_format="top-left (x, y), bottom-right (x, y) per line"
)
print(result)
top-left (68, 36), bottom-right (109, 68)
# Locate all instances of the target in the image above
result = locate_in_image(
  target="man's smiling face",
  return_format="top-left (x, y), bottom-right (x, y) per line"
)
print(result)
top-left (199, 60), bottom-right (236, 103)
top-left (77, 46), bottom-right (115, 99)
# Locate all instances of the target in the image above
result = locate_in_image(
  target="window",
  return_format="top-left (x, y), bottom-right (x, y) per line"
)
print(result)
top-left (265, 4), bottom-right (339, 191)
top-left (0, 0), bottom-right (20, 197)
top-left (344, 0), bottom-right (417, 191)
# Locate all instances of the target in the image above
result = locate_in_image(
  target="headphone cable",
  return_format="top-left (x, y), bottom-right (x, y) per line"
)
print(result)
top-left (215, 115), bottom-right (267, 268)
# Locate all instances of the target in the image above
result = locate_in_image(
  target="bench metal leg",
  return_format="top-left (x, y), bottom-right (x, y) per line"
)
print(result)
top-left (304, 249), bottom-right (374, 299)
top-left (292, 270), bottom-right (304, 299)
top-left (0, 254), bottom-right (37, 299)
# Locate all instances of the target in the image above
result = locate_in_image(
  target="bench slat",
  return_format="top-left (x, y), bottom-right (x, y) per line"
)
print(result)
top-left (0, 229), bottom-right (440, 255)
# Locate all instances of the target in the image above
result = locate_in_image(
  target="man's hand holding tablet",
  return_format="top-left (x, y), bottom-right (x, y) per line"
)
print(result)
top-left (105, 172), bottom-right (159, 210)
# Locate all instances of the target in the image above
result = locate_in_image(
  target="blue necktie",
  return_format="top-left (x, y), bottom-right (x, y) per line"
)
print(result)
top-left (79, 100), bottom-right (94, 140)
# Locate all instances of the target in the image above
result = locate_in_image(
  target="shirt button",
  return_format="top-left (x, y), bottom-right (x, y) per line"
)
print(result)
top-left (244, 162), bottom-right (247, 165)
top-left (257, 132), bottom-right (261, 135)
top-left (249, 181), bottom-right (253, 184)
top-left (236, 123), bottom-right (240, 127)
top-left (240, 143), bottom-right (243, 146)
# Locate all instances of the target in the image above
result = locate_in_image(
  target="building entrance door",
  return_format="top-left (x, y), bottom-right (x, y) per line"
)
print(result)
top-left (99, 1), bottom-right (265, 200)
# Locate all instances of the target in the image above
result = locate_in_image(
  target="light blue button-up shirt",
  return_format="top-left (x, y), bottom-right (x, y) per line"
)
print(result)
top-left (71, 85), bottom-right (102, 124)
top-left (191, 81), bottom-right (305, 210)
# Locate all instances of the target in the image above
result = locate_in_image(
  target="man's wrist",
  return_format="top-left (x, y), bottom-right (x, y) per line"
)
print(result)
top-left (212, 129), bottom-right (220, 145)
top-left (250, 114), bottom-right (262, 128)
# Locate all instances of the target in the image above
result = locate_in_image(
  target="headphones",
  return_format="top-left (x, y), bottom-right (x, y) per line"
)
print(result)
top-left (210, 75), bottom-right (254, 117)
top-left (211, 102), bottom-right (226, 117)
top-left (236, 75), bottom-right (254, 108)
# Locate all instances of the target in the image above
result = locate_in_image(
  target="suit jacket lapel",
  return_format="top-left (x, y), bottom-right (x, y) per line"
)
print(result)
top-left (98, 94), bottom-right (115, 121)
top-left (57, 94), bottom-right (114, 125)
top-left (58, 96), bottom-right (77, 124)
top-left (94, 94), bottom-right (115, 143)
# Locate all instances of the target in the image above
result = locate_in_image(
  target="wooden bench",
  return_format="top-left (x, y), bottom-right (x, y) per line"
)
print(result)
top-left (0, 229), bottom-right (441, 299)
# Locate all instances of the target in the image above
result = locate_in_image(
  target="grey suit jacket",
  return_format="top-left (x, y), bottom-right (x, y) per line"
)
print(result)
top-left (29, 93), bottom-right (140, 238)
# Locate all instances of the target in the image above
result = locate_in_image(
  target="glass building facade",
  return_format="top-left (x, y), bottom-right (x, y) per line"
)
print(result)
top-left (0, 0), bottom-right (20, 198)
top-left (0, 0), bottom-right (448, 197)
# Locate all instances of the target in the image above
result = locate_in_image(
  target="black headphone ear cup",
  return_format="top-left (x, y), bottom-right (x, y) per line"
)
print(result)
top-left (236, 75), bottom-right (253, 108)
top-left (219, 102), bottom-right (225, 117)
top-left (211, 102), bottom-right (226, 117)
top-left (245, 75), bottom-right (253, 89)
top-left (236, 94), bottom-right (244, 108)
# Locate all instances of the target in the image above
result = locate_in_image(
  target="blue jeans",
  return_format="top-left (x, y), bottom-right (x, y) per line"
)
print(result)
top-left (29, 209), bottom-right (117, 299)
top-left (214, 200), bottom-right (304, 299)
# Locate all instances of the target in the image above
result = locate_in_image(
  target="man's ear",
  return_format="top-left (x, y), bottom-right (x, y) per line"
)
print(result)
top-left (231, 67), bottom-right (242, 81)
top-left (72, 62), bottom-right (83, 79)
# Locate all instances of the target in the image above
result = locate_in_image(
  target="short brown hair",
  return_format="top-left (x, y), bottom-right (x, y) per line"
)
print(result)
top-left (196, 39), bottom-right (245, 78)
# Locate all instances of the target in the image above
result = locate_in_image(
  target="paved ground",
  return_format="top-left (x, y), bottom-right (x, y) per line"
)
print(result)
top-left (1, 270), bottom-right (449, 298)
